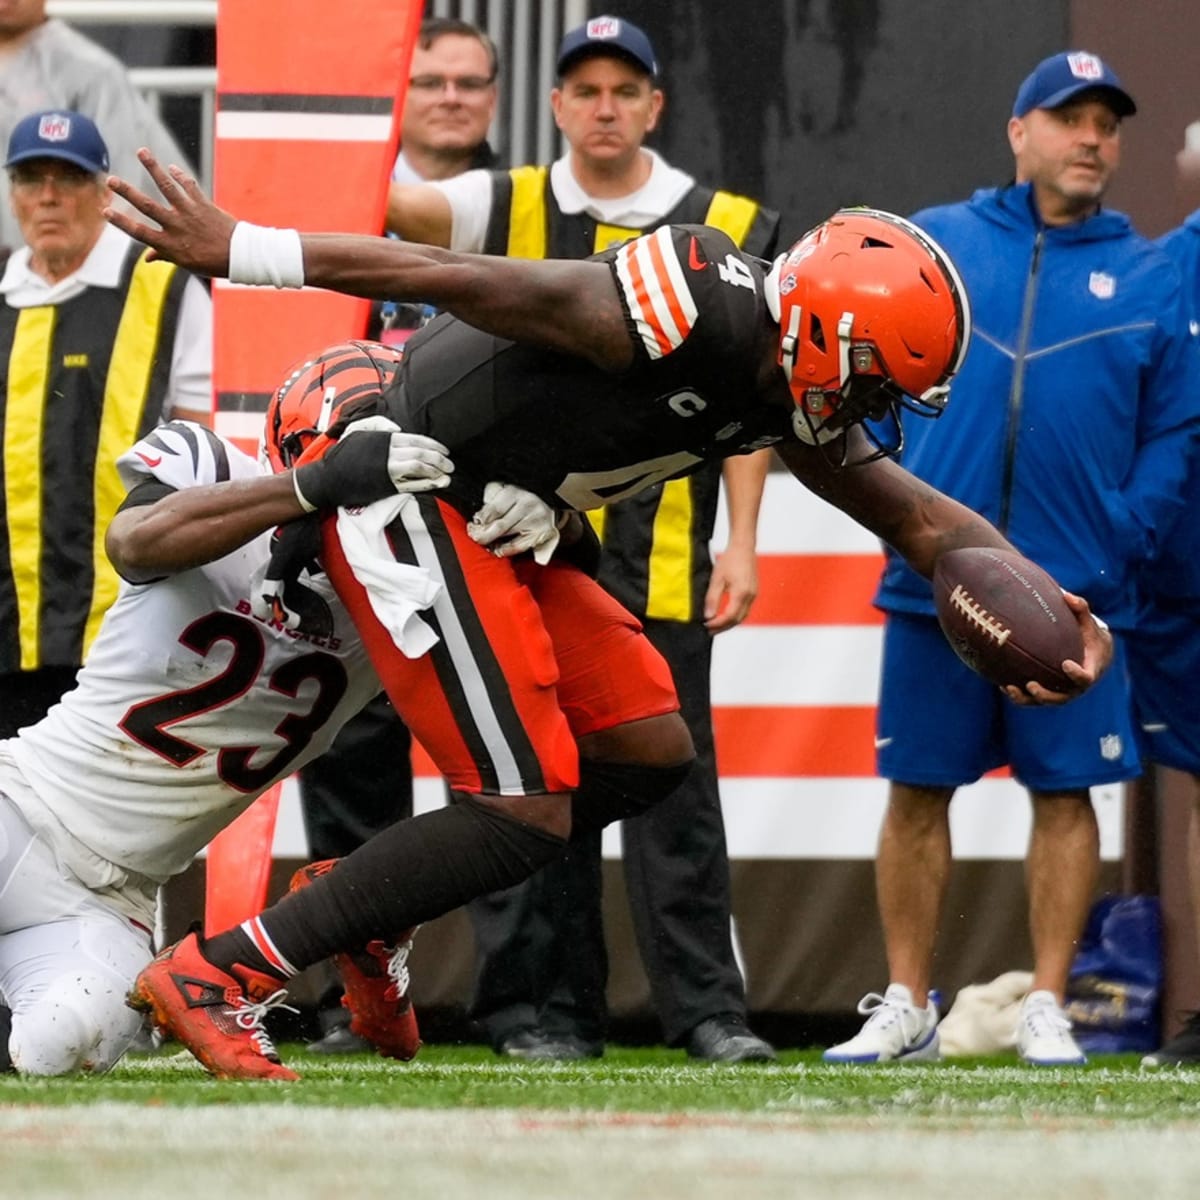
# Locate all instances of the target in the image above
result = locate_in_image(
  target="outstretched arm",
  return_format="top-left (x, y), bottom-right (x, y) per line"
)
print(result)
top-left (106, 150), bottom-right (633, 371)
top-left (775, 433), bottom-right (1009, 576)
top-left (775, 433), bottom-right (1113, 698)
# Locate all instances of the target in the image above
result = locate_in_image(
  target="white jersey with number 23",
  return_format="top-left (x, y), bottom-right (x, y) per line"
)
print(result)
top-left (0, 423), bottom-right (379, 908)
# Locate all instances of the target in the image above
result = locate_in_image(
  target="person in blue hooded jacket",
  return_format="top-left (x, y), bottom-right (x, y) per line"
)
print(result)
top-left (824, 51), bottom-right (1200, 1069)
top-left (1135, 204), bottom-right (1200, 1070)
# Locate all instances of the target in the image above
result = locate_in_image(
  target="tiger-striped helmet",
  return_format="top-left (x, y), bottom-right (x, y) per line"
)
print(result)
top-left (262, 339), bottom-right (405, 473)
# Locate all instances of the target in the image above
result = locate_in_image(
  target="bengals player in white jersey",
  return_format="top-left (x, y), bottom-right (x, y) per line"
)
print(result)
top-left (0, 402), bottom-right (463, 1075)
top-left (104, 151), bottom-right (1115, 1081)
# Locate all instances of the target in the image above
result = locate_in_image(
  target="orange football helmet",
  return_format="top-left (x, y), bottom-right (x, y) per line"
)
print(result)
top-left (764, 208), bottom-right (970, 457)
top-left (262, 339), bottom-right (406, 473)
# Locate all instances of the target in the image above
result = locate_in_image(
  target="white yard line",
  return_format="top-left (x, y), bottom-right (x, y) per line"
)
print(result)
top-left (2, 1104), bottom-right (1200, 1200)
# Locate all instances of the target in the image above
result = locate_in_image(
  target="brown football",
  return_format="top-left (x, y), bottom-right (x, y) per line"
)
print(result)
top-left (932, 547), bottom-right (1084, 692)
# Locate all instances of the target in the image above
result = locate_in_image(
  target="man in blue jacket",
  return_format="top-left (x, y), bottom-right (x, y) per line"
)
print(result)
top-left (1135, 206), bottom-right (1200, 1069)
top-left (825, 51), bottom-right (1200, 1067)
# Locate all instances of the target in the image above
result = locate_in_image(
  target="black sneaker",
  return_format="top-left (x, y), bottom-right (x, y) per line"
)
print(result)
top-left (1141, 1010), bottom-right (1200, 1068)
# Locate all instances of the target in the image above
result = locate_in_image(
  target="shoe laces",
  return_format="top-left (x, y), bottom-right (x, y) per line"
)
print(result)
top-left (1023, 998), bottom-right (1072, 1040)
top-left (381, 936), bottom-right (414, 1000)
top-left (857, 990), bottom-right (928, 1042)
top-left (231, 988), bottom-right (299, 1060)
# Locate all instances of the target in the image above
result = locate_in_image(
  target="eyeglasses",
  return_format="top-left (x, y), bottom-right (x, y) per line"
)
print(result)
top-left (8, 165), bottom-right (97, 194)
top-left (409, 74), bottom-right (495, 94)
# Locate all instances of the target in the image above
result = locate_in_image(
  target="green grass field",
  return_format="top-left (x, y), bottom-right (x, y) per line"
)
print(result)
top-left (3, 1045), bottom-right (1200, 1199)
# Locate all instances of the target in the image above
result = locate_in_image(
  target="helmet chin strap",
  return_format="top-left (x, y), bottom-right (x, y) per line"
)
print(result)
top-left (792, 408), bottom-right (843, 445)
top-left (917, 380), bottom-right (952, 411)
top-left (837, 312), bottom-right (855, 388)
top-left (779, 304), bottom-right (802, 383)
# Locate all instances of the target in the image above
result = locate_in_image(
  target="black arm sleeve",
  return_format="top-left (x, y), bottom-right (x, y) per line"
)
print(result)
top-left (117, 478), bottom-right (177, 512)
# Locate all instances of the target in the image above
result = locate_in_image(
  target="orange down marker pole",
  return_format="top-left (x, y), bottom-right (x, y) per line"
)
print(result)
top-left (203, 0), bottom-right (423, 935)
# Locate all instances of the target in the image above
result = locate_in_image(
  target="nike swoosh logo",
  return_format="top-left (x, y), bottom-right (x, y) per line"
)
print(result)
top-left (136, 452), bottom-right (162, 468)
top-left (874, 737), bottom-right (893, 749)
top-left (688, 236), bottom-right (705, 271)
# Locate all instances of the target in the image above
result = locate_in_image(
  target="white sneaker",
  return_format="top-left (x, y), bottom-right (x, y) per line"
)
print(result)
top-left (823, 984), bottom-right (941, 1063)
top-left (1016, 989), bottom-right (1086, 1066)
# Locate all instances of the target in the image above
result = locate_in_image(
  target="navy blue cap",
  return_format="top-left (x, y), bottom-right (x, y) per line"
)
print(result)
top-left (556, 15), bottom-right (658, 78)
top-left (5, 110), bottom-right (110, 174)
top-left (1012, 51), bottom-right (1136, 119)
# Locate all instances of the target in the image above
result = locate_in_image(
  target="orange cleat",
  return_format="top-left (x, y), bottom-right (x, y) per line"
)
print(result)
top-left (289, 860), bottom-right (422, 1061)
top-left (127, 931), bottom-right (299, 1082)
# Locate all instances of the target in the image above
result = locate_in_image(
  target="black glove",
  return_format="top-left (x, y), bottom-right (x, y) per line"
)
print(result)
top-left (293, 428), bottom-right (453, 512)
top-left (293, 430), bottom-right (397, 511)
top-left (254, 516), bottom-right (334, 639)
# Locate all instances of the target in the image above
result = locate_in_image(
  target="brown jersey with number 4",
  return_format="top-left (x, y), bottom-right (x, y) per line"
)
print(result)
top-left (383, 224), bottom-right (793, 515)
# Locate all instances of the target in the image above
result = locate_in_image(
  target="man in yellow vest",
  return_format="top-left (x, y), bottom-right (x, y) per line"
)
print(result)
top-left (388, 15), bottom-right (776, 1063)
top-left (0, 109), bottom-right (210, 737)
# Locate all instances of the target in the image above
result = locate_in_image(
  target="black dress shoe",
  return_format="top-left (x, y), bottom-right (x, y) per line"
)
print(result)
top-left (497, 1028), bottom-right (603, 1061)
top-left (686, 1016), bottom-right (777, 1063)
top-left (307, 1021), bottom-right (372, 1054)
top-left (1142, 1010), bottom-right (1200, 1068)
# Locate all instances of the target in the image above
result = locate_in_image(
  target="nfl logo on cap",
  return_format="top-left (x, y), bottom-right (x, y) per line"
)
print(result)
top-left (1011, 50), bottom-right (1136, 119)
top-left (587, 16), bottom-right (621, 39)
top-left (37, 114), bottom-right (72, 143)
top-left (5, 108), bottom-right (110, 173)
top-left (556, 14), bottom-right (659, 78)
top-left (1066, 52), bottom-right (1104, 81)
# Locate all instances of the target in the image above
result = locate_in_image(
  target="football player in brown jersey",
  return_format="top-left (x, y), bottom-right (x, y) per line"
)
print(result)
top-left (106, 151), bottom-right (1112, 1080)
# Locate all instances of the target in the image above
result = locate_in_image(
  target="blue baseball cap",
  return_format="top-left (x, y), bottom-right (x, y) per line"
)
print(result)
top-left (1012, 51), bottom-right (1136, 119)
top-left (5, 110), bottom-right (110, 174)
top-left (556, 15), bottom-right (658, 78)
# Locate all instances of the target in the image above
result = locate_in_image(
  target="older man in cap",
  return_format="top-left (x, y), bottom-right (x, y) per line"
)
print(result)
top-left (0, 109), bottom-right (211, 735)
top-left (824, 51), bottom-right (1200, 1068)
top-left (386, 15), bottom-right (778, 1064)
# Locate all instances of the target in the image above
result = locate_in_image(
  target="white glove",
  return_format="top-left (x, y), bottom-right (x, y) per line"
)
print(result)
top-left (340, 417), bottom-right (454, 494)
top-left (387, 431), bottom-right (453, 492)
top-left (469, 481), bottom-right (563, 564)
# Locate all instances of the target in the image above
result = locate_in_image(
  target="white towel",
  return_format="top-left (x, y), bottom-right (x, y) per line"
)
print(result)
top-left (336, 493), bottom-right (441, 658)
top-left (938, 970), bottom-right (1033, 1056)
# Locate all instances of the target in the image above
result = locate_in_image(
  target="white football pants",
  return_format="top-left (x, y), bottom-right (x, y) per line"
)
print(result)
top-left (0, 792), bottom-right (153, 1075)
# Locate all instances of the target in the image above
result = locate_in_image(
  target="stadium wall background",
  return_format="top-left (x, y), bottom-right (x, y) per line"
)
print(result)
top-left (80, 0), bottom-right (1200, 1043)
